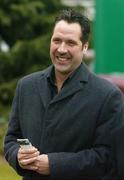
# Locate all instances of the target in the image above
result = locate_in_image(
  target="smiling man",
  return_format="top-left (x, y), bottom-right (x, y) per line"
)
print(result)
top-left (50, 19), bottom-right (88, 92)
top-left (4, 9), bottom-right (124, 180)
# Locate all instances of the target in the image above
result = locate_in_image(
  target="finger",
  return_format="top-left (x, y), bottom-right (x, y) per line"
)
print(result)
top-left (19, 164), bottom-right (38, 171)
top-left (20, 156), bottom-right (38, 166)
top-left (18, 146), bottom-right (40, 160)
top-left (20, 146), bottom-right (38, 154)
top-left (26, 165), bottom-right (38, 171)
top-left (18, 150), bottom-right (40, 160)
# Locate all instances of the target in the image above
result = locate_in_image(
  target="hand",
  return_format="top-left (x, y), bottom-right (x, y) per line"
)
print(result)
top-left (17, 146), bottom-right (40, 171)
top-left (34, 154), bottom-right (50, 175)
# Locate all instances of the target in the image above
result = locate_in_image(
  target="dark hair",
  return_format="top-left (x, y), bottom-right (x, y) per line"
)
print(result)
top-left (54, 9), bottom-right (91, 44)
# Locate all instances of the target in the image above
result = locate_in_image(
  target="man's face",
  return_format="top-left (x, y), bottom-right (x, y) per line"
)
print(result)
top-left (50, 20), bottom-right (88, 75)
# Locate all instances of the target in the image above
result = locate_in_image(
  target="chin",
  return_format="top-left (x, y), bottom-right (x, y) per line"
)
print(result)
top-left (55, 65), bottom-right (71, 74)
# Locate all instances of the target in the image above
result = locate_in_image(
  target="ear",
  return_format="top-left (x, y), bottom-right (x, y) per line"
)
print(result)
top-left (82, 43), bottom-right (88, 55)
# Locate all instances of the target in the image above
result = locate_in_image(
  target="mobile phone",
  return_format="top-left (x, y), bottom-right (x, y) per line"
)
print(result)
top-left (17, 138), bottom-right (32, 149)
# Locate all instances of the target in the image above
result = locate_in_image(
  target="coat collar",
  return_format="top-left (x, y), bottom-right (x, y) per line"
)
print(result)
top-left (44, 62), bottom-right (89, 84)
top-left (37, 63), bottom-right (90, 107)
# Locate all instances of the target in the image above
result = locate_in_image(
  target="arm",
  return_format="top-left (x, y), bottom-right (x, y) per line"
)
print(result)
top-left (4, 81), bottom-right (28, 176)
top-left (111, 99), bottom-right (124, 177)
top-left (4, 80), bottom-right (49, 176)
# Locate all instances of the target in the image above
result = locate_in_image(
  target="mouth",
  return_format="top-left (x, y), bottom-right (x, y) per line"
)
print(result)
top-left (56, 56), bottom-right (70, 64)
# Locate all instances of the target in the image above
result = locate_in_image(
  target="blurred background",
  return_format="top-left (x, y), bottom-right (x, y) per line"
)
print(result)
top-left (0, 0), bottom-right (124, 179)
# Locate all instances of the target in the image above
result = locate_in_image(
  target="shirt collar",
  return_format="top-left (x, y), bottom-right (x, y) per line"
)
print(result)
top-left (47, 66), bottom-right (55, 85)
top-left (46, 63), bottom-right (83, 86)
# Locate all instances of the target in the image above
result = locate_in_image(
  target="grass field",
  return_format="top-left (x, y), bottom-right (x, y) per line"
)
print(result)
top-left (0, 156), bottom-right (21, 180)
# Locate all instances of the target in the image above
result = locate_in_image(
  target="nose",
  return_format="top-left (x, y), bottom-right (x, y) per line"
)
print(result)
top-left (57, 42), bottom-right (67, 53)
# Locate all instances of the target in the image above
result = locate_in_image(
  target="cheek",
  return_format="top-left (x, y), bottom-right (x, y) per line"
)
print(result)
top-left (73, 50), bottom-right (84, 61)
top-left (72, 48), bottom-right (82, 56)
top-left (50, 44), bottom-right (57, 54)
top-left (50, 48), bottom-right (55, 58)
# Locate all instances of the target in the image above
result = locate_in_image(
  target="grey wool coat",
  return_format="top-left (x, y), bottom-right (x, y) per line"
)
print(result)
top-left (4, 63), bottom-right (124, 180)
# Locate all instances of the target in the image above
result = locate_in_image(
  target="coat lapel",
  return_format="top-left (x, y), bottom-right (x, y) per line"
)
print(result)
top-left (50, 63), bottom-right (90, 104)
top-left (36, 66), bottom-right (53, 108)
top-left (36, 63), bottom-right (90, 106)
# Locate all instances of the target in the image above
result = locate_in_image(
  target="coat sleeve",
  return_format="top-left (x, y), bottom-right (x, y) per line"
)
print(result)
top-left (48, 88), bottom-right (124, 179)
top-left (3, 81), bottom-right (31, 176)
top-left (111, 101), bottom-right (124, 177)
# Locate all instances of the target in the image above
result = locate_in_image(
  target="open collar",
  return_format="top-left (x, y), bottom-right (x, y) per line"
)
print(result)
top-left (36, 63), bottom-right (90, 107)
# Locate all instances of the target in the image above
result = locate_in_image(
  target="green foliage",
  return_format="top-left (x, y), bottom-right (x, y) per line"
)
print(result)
top-left (0, 79), bottom-right (17, 105)
top-left (0, 123), bottom-right (7, 154)
top-left (0, 0), bottom-right (66, 46)
top-left (0, 0), bottom-right (45, 46)
top-left (0, 52), bottom-right (13, 82)
top-left (11, 34), bottom-right (51, 76)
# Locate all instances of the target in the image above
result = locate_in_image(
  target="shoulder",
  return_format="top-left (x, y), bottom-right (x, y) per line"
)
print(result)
top-left (18, 65), bottom-right (52, 86)
top-left (81, 63), bottom-right (121, 94)
top-left (89, 72), bottom-right (123, 96)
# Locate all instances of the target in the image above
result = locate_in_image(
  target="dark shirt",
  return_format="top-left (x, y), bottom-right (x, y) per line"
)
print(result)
top-left (47, 63), bottom-right (82, 100)
top-left (47, 67), bottom-right (58, 99)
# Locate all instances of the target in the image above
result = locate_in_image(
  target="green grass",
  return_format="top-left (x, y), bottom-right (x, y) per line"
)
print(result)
top-left (0, 156), bottom-right (21, 180)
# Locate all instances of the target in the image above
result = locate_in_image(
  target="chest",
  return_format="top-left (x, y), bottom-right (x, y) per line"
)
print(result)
top-left (19, 90), bottom-right (102, 152)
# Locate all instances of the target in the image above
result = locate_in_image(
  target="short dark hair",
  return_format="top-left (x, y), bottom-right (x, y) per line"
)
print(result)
top-left (54, 9), bottom-right (91, 44)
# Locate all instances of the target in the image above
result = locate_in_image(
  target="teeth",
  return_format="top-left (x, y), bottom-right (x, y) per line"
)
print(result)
top-left (58, 57), bottom-right (67, 61)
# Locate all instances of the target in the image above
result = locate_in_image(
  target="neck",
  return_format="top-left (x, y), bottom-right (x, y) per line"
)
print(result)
top-left (55, 70), bottom-right (71, 92)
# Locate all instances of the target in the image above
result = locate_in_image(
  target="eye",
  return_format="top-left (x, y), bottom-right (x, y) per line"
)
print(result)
top-left (52, 38), bottom-right (61, 44)
top-left (67, 40), bottom-right (76, 46)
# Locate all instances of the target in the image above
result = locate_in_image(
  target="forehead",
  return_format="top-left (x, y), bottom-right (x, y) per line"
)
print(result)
top-left (53, 20), bottom-right (82, 37)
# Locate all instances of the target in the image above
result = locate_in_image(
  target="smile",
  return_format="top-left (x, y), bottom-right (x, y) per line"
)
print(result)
top-left (56, 57), bottom-right (70, 65)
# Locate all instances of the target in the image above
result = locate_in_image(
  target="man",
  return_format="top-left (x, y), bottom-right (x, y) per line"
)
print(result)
top-left (4, 9), bottom-right (124, 179)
